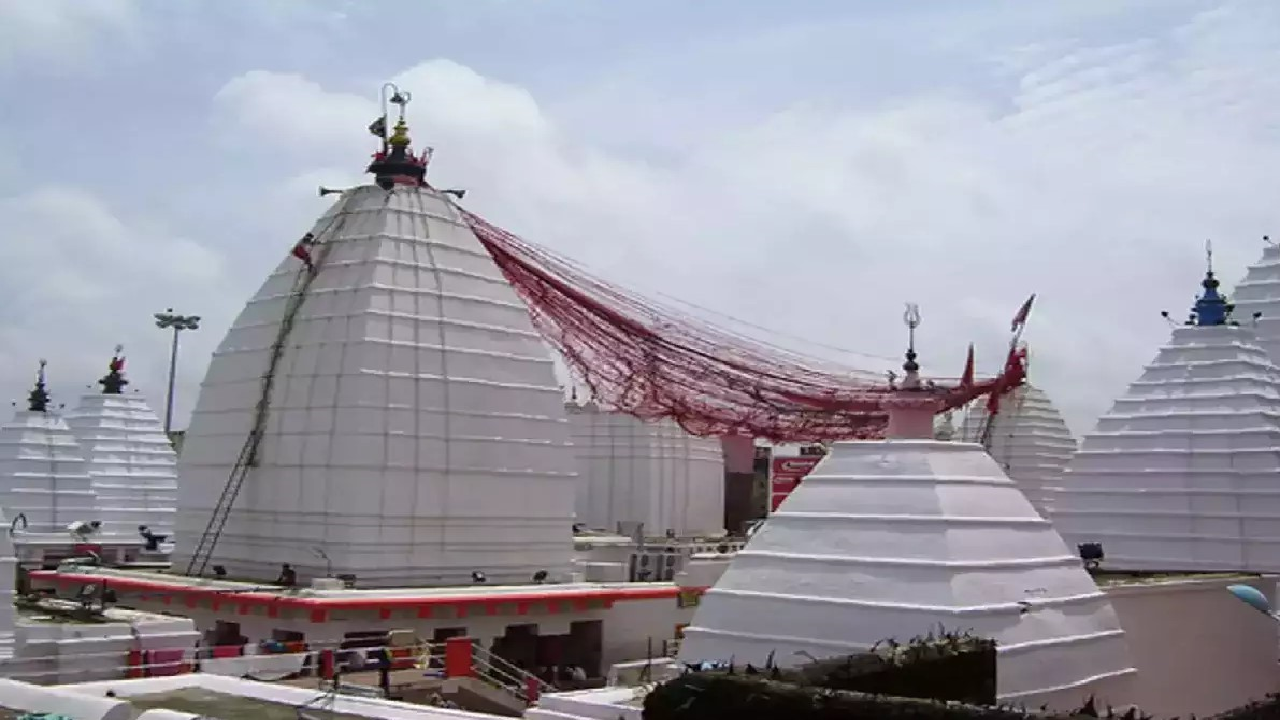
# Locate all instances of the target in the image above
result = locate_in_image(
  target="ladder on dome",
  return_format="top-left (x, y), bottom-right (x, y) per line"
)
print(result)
top-left (976, 384), bottom-right (1027, 455)
top-left (184, 201), bottom-right (353, 576)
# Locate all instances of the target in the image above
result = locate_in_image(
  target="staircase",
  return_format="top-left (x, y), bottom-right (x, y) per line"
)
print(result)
top-left (466, 643), bottom-right (555, 711)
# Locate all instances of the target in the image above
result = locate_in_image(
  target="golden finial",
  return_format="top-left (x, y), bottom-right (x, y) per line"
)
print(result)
top-left (389, 118), bottom-right (411, 147)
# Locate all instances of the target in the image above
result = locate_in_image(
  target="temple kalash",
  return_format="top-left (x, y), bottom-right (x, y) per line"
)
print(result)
top-left (0, 84), bottom-right (1278, 720)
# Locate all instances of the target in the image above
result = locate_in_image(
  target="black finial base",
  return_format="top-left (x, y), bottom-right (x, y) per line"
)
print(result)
top-left (99, 371), bottom-right (128, 395)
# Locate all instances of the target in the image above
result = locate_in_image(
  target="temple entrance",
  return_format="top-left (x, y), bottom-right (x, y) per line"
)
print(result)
top-left (491, 624), bottom-right (538, 671)
top-left (568, 620), bottom-right (603, 679)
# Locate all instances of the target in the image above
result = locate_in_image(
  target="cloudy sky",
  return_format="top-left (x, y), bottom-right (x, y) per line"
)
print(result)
top-left (1, 0), bottom-right (1277, 435)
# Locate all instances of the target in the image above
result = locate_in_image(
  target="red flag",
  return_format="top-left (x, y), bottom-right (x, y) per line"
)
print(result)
top-left (291, 232), bottom-right (316, 270)
top-left (1011, 294), bottom-right (1036, 333)
top-left (960, 343), bottom-right (974, 387)
top-left (110, 344), bottom-right (125, 373)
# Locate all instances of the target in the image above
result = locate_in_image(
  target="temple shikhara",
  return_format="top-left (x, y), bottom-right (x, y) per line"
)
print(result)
top-left (1051, 260), bottom-right (1280, 572)
top-left (2, 84), bottom-right (1279, 720)
top-left (961, 383), bottom-right (1078, 518)
top-left (677, 311), bottom-right (1136, 709)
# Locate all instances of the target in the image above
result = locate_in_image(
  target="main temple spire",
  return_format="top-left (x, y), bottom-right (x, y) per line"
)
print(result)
top-left (366, 82), bottom-right (430, 190)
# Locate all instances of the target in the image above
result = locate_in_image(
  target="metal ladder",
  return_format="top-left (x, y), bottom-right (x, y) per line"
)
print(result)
top-left (184, 197), bottom-right (354, 576)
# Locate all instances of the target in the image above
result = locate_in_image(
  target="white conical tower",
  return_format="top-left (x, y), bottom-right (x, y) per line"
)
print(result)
top-left (172, 89), bottom-right (577, 587)
top-left (960, 384), bottom-right (1077, 517)
top-left (678, 306), bottom-right (1136, 711)
top-left (64, 348), bottom-right (178, 538)
top-left (0, 362), bottom-right (98, 533)
top-left (1051, 262), bottom-right (1280, 571)
top-left (1229, 237), bottom-right (1280, 364)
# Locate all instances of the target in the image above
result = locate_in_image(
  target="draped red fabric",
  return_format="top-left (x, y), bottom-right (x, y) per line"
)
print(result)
top-left (460, 208), bottom-right (1026, 442)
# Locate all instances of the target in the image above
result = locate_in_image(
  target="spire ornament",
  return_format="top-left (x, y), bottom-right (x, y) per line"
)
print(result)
top-left (27, 359), bottom-right (50, 413)
top-left (901, 303), bottom-right (922, 390)
top-left (366, 82), bottom-right (431, 190)
top-left (99, 345), bottom-right (128, 394)
top-left (1185, 241), bottom-right (1235, 327)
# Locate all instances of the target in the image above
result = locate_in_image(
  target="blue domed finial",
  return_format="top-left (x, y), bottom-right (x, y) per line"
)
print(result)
top-left (1188, 240), bottom-right (1234, 327)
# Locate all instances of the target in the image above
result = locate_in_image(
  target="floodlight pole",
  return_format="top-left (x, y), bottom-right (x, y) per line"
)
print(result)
top-left (154, 308), bottom-right (201, 437)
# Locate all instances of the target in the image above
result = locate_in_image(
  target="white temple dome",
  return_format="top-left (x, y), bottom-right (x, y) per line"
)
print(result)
top-left (173, 182), bottom-right (578, 586)
top-left (678, 410), bottom-right (1135, 708)
top-left (0, 378), bottom-right (97, 533)
top-left (567, 403), bottom-right (724, 537)
top-left (1050, 321), bottom-right (1280, 571)
top-left (1050, 260), bottom-right (1280, 571)
top-left (960, 384), bottom-right (1077, 517)
top-left (64, 388), bottom-right (178, 539)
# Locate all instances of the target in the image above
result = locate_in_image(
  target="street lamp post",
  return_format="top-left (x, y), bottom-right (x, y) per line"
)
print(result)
top-left (154, 308), bottom-right (200, 436)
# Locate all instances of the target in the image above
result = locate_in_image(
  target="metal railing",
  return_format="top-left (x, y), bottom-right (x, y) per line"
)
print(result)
top-left (469, 643), bottom-right (555, 706)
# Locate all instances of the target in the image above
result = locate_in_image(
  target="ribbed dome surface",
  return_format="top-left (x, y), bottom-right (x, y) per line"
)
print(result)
top-left (1231, 244), bottom-right (1280, 365)
top-left (1051, 324), bottom-right (1280, 571)
top-left (65, 394), bottom-right (177, 538)
top-left (961, 385), bottom-right (1077, 517)
top-left (0, 410), bottom-right (97, 532)
top-left (173, 185), bottom-right (578, 586)
top-left (678, 438), bottom-right (1135, 710)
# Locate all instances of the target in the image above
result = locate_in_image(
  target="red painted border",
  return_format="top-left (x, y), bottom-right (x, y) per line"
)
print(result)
top-left (29, 570), bottom-right (704, 618)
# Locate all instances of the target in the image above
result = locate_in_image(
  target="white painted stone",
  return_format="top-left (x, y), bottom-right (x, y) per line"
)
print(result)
top-left (1050, 323), bottom-right (1280, 572)
top-left (960, 385), bottom-right (1077, 517)
top-left (568, 403), bottom-right (724, 537)
top-left (0, 410), bottom-right (97, 533)
top-left (0, 677), bottom-right (131, 720)
top-left (173, 184), bottom-right (578, 586)
top-left (64, 394), bottom-right (177, 539)
top-left (677, 437), bottom-right (1136, 709)
top-left (1231, 244), bottom-right (1280, 365)
top-left (0, 505), bottom-right (17, 660)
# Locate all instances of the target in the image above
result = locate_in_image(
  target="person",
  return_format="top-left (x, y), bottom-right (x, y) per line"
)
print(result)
top-left (276, 564), bottom-right (297, 587)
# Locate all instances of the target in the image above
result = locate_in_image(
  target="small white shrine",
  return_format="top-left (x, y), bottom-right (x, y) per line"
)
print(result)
top-left (960, 384), bottom-right (1078, 518)
top-left (677, 308), bottom-right (1136, 710)
top-left (0, 362), bottom-right (97, 534)
top-left (64, 350), bottom-right (178, 540)
top-left (173, 101), bottom-right (578, 586)
top-left (1051, 265), bottom-right (1280, 572)
top-left (567, 401), bottom-right (725, 538)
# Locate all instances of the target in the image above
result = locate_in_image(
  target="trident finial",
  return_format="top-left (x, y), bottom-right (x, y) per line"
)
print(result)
top-left (383, 82), bottom-right (412, 119)
top-left (901, 303), bottom-right (922, 389)
top-left (1206, 239), bottom-right (1214, 274)
top-left (903, 302), bottom-right (921, 340)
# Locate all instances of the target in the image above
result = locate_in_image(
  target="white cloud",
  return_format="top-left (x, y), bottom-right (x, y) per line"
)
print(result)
top-left (0, 187), bottom-right (227, 422)
top-left (0, 0), bottom-right (139, 68)
top-left (201, 7), bottom-right (1280, 435)
top-left (2, 2), bottom-right (1276, 438)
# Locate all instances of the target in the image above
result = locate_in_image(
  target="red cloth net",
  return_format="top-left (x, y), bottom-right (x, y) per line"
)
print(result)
top-left (461, 208), bottom-right (1026, 442)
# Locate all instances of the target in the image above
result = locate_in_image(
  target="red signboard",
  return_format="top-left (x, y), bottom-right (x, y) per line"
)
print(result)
top-left (770, 456), bottom-right (822, 512)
